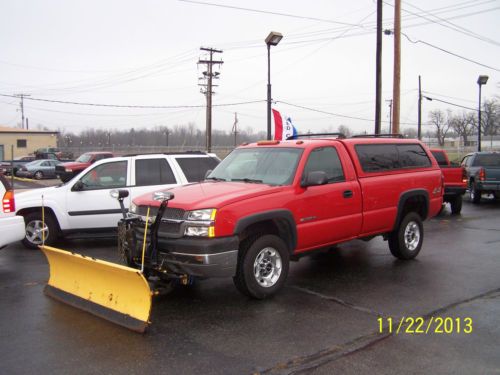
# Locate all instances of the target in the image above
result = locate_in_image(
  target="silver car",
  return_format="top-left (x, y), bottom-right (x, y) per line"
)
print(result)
top-left (16, 159), bottom-right (61, 179)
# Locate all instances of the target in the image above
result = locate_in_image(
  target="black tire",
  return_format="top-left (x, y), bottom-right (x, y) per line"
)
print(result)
top-left (233, 234), bottom-right (290, 299)
top-left (470, 182), bottom-right (481, 204)
top-left (33, 171), bottom-right (44, 180)
top-left (22, 211), bottom-right (59, 249)
top-left (450, 195), bottom-right (463, 215)
top-left (388, 212), bottom-right (424, 260)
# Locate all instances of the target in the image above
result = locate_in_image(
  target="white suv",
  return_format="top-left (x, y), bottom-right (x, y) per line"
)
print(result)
top-left (0, 174), bottom-right (25, 249)
top-left (15, 152), bottom-right (220, 248)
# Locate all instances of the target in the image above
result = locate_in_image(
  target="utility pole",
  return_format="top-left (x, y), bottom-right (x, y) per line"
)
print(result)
top-left (232, 112), bottom-right (238, 147)
top-left (392, 0), bottom-right (401, 134)
top-left (15, 94), bottom-right (30, 129)
top-left (26, 118), bottom-right (29, 131)
top-left (417, 75), bottom-right (422, 140)
top-left (198, 47), bottom-right (223, 153)
top-left (374, 0), bottom-right (383, 134)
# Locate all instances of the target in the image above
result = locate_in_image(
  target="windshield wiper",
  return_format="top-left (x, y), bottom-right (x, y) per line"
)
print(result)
top-left (231, 178), bottom-right (263, 183)
top-left (205, 176), bottom-right (226, 181)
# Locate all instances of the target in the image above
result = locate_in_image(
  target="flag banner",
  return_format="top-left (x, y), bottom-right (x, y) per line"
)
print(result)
top-left (272, 109), bottom-right (297, 140)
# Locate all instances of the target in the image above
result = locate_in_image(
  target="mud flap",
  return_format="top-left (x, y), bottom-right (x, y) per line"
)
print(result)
top-left (40, 245), bottom-right (152, 333)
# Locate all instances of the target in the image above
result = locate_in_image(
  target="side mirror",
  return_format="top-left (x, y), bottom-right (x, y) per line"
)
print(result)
top-left (204, 169), bottom-right (212, 179)
top-left (72, 180), bottom-right (84, 191)
top-left (110, 189), bottom-right (129, 200)
top-left (302, 171), bottom-right (328, 188)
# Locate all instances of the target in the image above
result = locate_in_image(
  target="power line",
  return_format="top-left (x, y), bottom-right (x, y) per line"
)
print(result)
top-left (398, 32), bottom-right (500, 72)
top-left (422, 96), bottom-right (478, 112)
top-left (0, 93), bottom-right (263, 109)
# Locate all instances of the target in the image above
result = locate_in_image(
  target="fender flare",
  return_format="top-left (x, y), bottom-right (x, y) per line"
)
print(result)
top-left (234, 209), bottom-right (297, 253)
top-left (393, 189), bottom-right (429, 231)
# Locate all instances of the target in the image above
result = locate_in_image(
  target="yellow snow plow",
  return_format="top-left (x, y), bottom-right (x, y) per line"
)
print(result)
top-left (39, 190), bottom-right (178, 333)
top-left (41, 245), bottom-right (153, 333)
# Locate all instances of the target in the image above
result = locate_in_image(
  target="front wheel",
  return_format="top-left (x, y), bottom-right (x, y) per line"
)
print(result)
top-left (233, 234), bottom-right (290, 299)
top-left (388, 212), bottom-right (423, 260)
top-left (22, 212), bottom-right (58, 249)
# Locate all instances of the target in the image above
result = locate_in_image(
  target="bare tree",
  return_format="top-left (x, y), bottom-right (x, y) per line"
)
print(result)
top-left (337, 125), bottom-right (352, 137)
top-left (428, 110), bottom-right (451, 146)
top-left (401, 127), bottom-right (417, 139)
top-left (481, 99), bottom-right (499, 138)
top-left (450, 111), bottom-right (476, 146)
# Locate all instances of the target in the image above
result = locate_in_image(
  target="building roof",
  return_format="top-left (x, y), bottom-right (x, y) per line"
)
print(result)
top-left (0, 126), bottom-right (59, 134)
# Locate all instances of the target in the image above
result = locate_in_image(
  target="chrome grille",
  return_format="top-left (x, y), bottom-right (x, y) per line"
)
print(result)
top-left (137, 206), bottom-right (185, 220)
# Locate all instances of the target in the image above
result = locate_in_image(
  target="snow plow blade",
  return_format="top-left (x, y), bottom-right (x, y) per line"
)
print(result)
top-left (40, 245), bottom-right (152, 333)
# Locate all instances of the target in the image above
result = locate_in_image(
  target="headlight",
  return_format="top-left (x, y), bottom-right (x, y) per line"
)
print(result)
top-left (184, 209), bottom-right (216, 237)
top-left (186, 209), bottom-right (216, 221)
top-left (129, 202), bottom-right (137, 214)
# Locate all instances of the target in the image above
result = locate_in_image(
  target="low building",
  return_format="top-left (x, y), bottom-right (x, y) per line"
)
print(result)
top-left (0, 126), bottom-right (59, 160)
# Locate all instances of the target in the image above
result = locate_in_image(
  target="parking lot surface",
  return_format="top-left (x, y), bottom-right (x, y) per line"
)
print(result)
top-left (1, 196), bottom-right (499, 374)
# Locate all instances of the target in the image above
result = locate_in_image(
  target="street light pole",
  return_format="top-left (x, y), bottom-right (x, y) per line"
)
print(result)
top-left (477, 75), bottom-right (489, 152)
top-left (265, 31), bottom-right (283, 140)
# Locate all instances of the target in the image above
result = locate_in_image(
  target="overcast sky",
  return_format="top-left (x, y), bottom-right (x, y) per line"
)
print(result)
top-left (0, 0), bottom-right (499, 136)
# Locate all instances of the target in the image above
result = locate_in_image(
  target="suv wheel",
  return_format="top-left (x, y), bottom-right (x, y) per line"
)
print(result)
top-left (233, 234), bottom-right (289, 299)
top-left (388, 212), bottom-right (423, 260)
top-left (450, 195), bottom-right (462, 215)
top-left (470, 182), bottom-right (481, 204)
top-left (22, 212), bottom-right (58, 249)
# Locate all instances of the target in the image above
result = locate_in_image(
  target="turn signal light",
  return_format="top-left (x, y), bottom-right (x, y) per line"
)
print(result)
top-left (461, 168), bottom-right (467, 183)
top-left (2, 190), bottom-right (15, 213)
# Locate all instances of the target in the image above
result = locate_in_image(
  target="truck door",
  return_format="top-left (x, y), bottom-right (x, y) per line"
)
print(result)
top-left (295, 146), bottom-right (362, 250)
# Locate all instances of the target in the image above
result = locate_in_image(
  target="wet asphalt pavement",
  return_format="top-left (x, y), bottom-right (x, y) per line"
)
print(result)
top-left (0, 195), bottom-right (499, 374)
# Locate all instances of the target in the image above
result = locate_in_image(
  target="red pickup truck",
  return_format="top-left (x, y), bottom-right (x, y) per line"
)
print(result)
top-left (430, 149), bottom-right (467, 214)
top-left (118, 135), bottom-right (443, 299)
top-left (56, 151), bottom-right (114, 182)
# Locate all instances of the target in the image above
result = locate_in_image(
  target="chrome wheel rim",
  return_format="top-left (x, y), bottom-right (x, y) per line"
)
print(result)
top-left (34, 172), bottom-right (43, 179)
top-left (404, 221), bottom-right (420, 251)
top-left (253, 247), bottom-right (282, 288)
top-left (25, 220), bottom-right (48, 245)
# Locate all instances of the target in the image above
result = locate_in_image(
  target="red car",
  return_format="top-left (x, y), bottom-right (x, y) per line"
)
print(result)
top-left (56, 152), bottom-right (113, 182)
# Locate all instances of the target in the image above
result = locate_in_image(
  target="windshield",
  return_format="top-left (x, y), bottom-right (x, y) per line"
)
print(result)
top-left (76, 154), bottom-right (92, 163)
top-left (207, 147), bottom-right (303, 185)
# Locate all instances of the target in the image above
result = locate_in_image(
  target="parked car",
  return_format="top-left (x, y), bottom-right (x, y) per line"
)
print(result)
top-left (461, 152), bottom-right (500, 203)
top-left (15, 152), bottom-right (220, 248)
top-left (120, 134), bottom-right (443, 299)
top-left (0, 155), bottom-right (36, 176)
top-left (430, 149), bottom-right (467, 214)
top-left (56, 151), bottom-right (114, 182)
top-left (0, 174), bottom-right (25, 249)
top-left (16, 159), bottom-right (62, 180)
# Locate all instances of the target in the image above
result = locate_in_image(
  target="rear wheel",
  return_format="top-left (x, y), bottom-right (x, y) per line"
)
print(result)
top-left (470, 182), bottom-right (481, 204)
top-left (388, 212), bottom-right (423, 260)
top-left (22, 212), bottom-right (58, 249)
top-left (233, 234), bottom-right (289, 299)
top-left (33, 171), bottom-right (44, 180)
top-left (450, 195), bottom-right (463, 215)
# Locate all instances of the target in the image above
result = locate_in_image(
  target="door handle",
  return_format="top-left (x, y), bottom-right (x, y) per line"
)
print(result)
top-left (343, 190), bottom-right (353, 198)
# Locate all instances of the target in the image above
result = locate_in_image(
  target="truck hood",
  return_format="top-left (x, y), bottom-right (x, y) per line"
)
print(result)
top-left (58, 161), bottom-right (89, 169)
top-left (133, 181), bottom-right (285, 209)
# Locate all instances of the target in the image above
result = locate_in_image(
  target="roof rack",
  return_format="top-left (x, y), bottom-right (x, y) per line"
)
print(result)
top-left (350, 134), bottom-right (404, 139)
top-left (286, 132), bottom-right (346, 140)
top-left (123, 151), bottom-right (208, 157)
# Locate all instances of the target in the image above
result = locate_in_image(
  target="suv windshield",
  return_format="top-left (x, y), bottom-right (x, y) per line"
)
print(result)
top-left (207, 147), bottom-right (303, 185)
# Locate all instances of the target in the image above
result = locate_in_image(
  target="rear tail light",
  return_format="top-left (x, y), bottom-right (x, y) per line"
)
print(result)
top-left (479, 168), bottom-right (486, 182)
top-left (462, 168), bottom-right (467, 183)
top-left (2, 190), bottom-right (15, 213)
